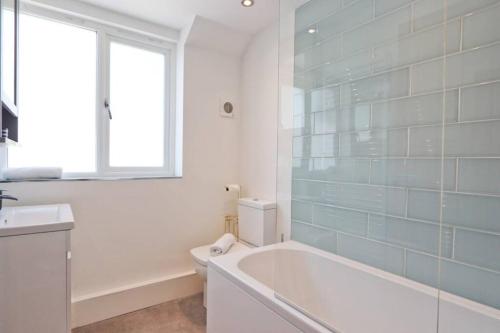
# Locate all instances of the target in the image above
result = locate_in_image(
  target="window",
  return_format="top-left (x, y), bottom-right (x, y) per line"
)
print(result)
top-left (8, 8), bottom-right (176, 178)
top-left (108, 40), bottom-right (166, 168)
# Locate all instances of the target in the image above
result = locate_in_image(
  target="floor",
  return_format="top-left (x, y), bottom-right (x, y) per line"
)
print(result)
top-left (73, 294), bottom-right (206, 333)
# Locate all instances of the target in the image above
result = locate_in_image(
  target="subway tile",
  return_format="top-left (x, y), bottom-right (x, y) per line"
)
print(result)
top-left (371, 91), bottom-right (458, 129)
top-left (373, 20), bottom-right (460, 72)
top-left (294, 0), bottom-right (373, 53)
top-left (406, 251), bottom-right (500, 309)
top-left (407, 189), bottom-right (500, 233)
top-left (293, 91), bottom-right (306, 115)
top-left (409, 121), bottom-right (500, 157)
top-left (292, 180), bottom-right (407, 216)
top-left (458, 159), bottom-right (500, 195)
top-left (293, 112), bottom-right (313, 136)
top-left (341, 69), bottom-right (409, 104)
top-left (441, 258), bottom-right (500, 309)
top-left (405, 250), bottom-right (440, 287)
top-left (445, 121), bottom-right (500, 157)
top-left (407, 189), bottom-right (441, 222)
top-left (339, 128), bottom-right (408, 157)
top-left (292, 158), bottom-right (310, 179)
top-left (291, 221), bottom-right (337, 253)
top-left (292, 158), bottom-right (371, 183)
top-left (338, 233), bottom-right (405, 275)
top-left (292, 134), bottom-right (338, 158)
top-left (314, 105), bottom-right (370, 134)
top-left (310, 86), bottom-right (341, 112)
top-left (314, 110), bottom-right (338, 134)
top-left (293, 136), bottom-right (310, 158)
top-left (311, 134), bottom-right (338, 157)
top-left (463, 3), bottom-right (500, 49)
top-left (295, 30), bottom-right (324, 53)
top-left (443, 193), bottom-right (500, 234)
top-left (445, 44), bottom-right (500, 89)
top-left (343, 6), bottom-right (411, 55)
top-left (369, 215), bottom-right (453, 256)
top-left (313, 204), bottom-right (369, 236)
top-left (295, 36), bottom-right (341, 71)
top-left (375, 0), bottom-right (412, 16)
top-left (461, 82), bottom-right (500, 122)
top-left (409, 126), bottom-right (442, 157)
top-left (295, 0), bottom-right (342, 32)
top-left (414, 0), bottom-right (500, 31)
top-left (303, 51), bottom-right (373, 87)
top-left (410, 60), bottom-right (443, 94)
top-left (454, 229), bottom-right (500, 272)
top-left (294, 74), bottom-right (313, 90)
top-left (412, 44), bottom-right (500, 94)
top-left (317, 0), bottom-right (374, 39)
top-left (370, 158), bottom-right (456, 190)
top-left (291, 200), bottom-right (313, 223)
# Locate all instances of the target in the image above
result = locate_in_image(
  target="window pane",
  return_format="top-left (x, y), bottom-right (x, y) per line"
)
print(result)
top-left (109, 41), bottom-right (165, 167)
top-left (9, 14), bottom-right (97, 173)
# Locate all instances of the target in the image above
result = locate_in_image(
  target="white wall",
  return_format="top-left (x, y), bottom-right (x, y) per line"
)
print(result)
top-left (239, 23), bottom-right (279, 201)
top-left (2, 43), bottom-right (241, 324)
top-left (1, 8), bottom-right (281, 325)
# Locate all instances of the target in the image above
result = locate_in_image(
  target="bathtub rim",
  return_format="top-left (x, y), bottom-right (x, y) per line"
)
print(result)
top-left (208, 241), bottom-right (500, 333)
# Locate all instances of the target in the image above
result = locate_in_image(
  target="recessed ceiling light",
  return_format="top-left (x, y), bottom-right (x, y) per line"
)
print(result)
top-left (241, 0), bottom-right (254, 7)
top-left (308, 27), bottom-right (317, 34)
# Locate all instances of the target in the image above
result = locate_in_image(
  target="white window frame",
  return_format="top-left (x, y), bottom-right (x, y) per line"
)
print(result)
top-left (13, 4), bottom-right (178, 179)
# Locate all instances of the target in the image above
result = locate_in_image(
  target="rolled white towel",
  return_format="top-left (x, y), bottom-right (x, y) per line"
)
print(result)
top-left (210, 233), bottom-right (236, 257)
top-left (3, 167), bottom-right (63, 181)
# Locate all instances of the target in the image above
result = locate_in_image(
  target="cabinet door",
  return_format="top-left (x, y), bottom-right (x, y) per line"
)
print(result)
top-left (0, 232), bottom-right (68, 333)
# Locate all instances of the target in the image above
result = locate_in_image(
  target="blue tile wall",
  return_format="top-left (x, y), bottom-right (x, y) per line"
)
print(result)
top-left (291, 0), bottom-right (500, 310)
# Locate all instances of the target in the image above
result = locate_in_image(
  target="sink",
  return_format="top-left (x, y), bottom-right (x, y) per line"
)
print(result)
top-left (0, 204), bottom-right (74, 237)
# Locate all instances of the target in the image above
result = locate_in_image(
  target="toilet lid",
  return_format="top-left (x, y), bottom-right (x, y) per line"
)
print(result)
top-left (190, 241), bottom-right (250, 266)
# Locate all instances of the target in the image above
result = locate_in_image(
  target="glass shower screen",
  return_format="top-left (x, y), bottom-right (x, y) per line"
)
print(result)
top-left (277, 0), bottom-right (500, 332)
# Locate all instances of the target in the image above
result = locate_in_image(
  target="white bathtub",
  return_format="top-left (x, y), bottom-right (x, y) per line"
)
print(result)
top-left (207, 241), bottom-right (500, 333)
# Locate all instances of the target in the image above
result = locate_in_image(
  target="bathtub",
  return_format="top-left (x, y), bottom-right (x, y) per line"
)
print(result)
top-left (207, 241), bottom-right (500, 333)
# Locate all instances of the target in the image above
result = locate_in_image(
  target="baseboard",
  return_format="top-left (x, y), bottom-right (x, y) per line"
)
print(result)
top-left (71, 270), bottom-right (202, 328)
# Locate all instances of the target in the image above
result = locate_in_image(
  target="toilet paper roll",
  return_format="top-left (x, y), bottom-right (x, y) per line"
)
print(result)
top-left (225, 184), bottom-right (241, 193)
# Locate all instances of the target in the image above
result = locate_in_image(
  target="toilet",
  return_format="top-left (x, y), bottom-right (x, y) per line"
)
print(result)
top-left (190, 198), bottom-right (277, 307)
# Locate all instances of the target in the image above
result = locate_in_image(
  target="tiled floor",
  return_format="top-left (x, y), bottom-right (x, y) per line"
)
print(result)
top-left (72, 294), bottom-right (206, 333)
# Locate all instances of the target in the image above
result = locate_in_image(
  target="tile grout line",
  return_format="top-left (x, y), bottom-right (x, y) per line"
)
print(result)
top-left (457, 87), bottom-right (462, 122)
top-left (451, 227), bottom-right (456, 259)
top-left (459, 16), bottom-right (464, 52)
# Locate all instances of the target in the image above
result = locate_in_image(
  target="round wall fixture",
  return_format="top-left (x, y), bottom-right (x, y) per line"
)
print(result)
top-left (241, 0), bottom-right (254, 7)
top-left (223, 102), bottom-right (234, 115)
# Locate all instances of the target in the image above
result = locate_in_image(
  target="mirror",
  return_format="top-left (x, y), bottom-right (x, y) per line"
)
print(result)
top-left (1, 0), bottom-right (19, 115)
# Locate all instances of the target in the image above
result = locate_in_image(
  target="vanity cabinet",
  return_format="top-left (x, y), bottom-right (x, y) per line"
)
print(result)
top-left (0, 204), bottom-right (74, 333)
top-left (0, 231), bottom-right (71, 333)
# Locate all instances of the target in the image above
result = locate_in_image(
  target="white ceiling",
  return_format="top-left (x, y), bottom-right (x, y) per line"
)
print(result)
top-left (77, 0), bottom-right (279, 35)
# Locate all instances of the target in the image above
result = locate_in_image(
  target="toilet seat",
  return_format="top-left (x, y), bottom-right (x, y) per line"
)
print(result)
top-left (190, 241), bottom-right (250, 267)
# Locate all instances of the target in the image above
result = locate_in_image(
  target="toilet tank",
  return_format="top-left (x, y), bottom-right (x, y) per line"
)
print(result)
top-left (238, 198), bottom-right (277, 247)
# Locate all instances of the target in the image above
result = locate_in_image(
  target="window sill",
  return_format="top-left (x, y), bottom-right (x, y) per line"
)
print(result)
top-left (0, 175), bottom-right (182, 183)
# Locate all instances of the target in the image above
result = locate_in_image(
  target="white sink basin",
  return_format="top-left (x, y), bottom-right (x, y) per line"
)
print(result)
top-left (0, 204), bottom-right (74, 237)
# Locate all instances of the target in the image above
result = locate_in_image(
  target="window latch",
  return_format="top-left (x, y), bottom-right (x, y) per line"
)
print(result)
top-left (104, 99), bottom-right (112, 120)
